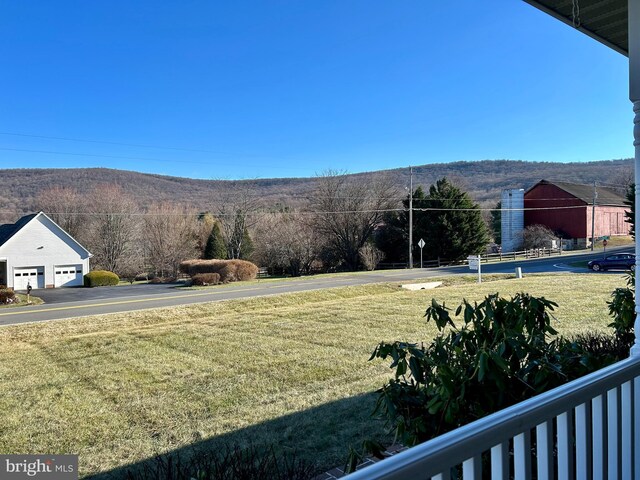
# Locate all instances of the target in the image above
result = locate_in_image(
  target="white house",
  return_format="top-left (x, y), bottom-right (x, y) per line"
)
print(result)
top-left (0, 212), bottom-right (91, 290)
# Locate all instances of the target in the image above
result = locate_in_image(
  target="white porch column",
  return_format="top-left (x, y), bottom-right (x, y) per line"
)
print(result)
top-left (632, 0), bottom-right (640, 357)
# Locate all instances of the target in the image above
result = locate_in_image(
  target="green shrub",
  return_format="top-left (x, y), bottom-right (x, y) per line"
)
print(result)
top-left (179, 259), bottom-right (259, 283)
top-left (0, 287), bottom-right (16, 304)
top-left (368, 293), bottom-right (608, 448)
top-left (348, 282), bottom-right (636, 472)
top-left (608, 271), bottom-right (635, 349)
top-left (191, 273), bottom-right (221, 286)
top-left (123, 444), bottom-right (314, 480)
top-left (84, 270), bottom-right (120, 287)
top-left (569, 332), bottom-right (629, 363)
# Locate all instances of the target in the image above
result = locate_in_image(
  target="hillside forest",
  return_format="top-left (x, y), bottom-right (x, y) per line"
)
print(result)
top-left (0, 159), bottom-right (633, 276)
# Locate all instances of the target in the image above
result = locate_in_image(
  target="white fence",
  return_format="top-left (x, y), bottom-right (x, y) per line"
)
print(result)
top-left (480, 247), bottom-right (562, 264)
top-left (344, 356), bottom-right (640, 479)
top-left (378, 248), bottom-right (562, 270)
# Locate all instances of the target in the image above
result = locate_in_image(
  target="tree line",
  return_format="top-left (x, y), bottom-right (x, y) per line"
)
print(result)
top-left (35, 174), bottom-right (492, 278)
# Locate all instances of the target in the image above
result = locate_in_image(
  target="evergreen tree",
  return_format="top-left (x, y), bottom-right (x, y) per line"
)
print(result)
top-left (374, 211), bottom-right (407, 264)
top-left (204, 223), bottom-right (227, 259)
top-left (625, 184), bottom-right (635, 239)
top-left (239, 227), bottom-right (255, 260)
top-left (418, 178), bottom-right (489, 261)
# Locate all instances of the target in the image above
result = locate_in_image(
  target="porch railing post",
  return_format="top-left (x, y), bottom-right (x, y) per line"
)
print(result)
top-left (632, 95), bottom-right (640, 358)
top-left (630, 0), bottom-right (640, 358)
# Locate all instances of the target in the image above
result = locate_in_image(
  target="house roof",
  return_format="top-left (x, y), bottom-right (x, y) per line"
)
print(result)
top-left (0, 213), bottom-right (37, 249)
top-left (0, 212), bottom-right (91, 256)
top-left (527, 179), bottom-right (627, 206)
top-left (524, 0), bottom-right (627, 56)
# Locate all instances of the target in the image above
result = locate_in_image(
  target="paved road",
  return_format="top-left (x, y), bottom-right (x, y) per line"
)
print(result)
top-left (0, 247), bottom-right (632, 326)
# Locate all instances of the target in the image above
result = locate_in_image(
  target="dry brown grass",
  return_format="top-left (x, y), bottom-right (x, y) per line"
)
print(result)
top-left (0, 273), bottom-right (627, 477)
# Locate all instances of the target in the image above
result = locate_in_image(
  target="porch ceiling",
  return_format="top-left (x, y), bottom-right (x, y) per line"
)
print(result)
top-left (524, 0), bottom-right (628, 56)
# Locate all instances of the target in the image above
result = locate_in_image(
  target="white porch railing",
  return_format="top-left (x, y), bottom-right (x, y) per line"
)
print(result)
top-left (344, 356), bottom-right (640, 479)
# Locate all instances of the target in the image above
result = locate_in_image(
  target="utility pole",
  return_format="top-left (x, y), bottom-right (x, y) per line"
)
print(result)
top-left (408, 166), bottom-right (413, 269)
top-left (591, 181), bottom-right (598, 251)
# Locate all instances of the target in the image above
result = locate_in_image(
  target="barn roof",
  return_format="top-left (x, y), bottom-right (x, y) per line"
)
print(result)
top-left (527, 180), bottom-right (627, 206)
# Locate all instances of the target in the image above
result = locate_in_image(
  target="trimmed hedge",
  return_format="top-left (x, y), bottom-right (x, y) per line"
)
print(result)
top-left (179, 259), bottom-right (259, 283)
top-left (191, 273), bottom-right (221, 286)
top-left (84, 270), bottom-right (120, 287)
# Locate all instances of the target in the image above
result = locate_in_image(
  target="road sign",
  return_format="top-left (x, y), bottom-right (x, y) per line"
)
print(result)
top-left (418, 238), bottom-right (425, 268)
top-left (468, 255), bottom-right (482, 283)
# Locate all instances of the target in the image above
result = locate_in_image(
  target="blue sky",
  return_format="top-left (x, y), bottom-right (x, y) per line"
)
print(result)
top-left (0, 1), bottom-right (631, 180)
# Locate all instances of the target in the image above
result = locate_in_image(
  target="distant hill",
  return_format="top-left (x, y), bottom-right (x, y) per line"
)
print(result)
top-left (0, 159), bottom-right (633, 223)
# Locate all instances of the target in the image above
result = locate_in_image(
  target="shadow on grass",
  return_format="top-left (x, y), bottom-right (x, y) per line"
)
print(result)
top-left (88, 391), bottom-right (388, 479)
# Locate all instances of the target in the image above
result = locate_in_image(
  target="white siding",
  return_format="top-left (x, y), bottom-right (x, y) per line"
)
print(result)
top-left (0, 215), bottom-right (90, 289)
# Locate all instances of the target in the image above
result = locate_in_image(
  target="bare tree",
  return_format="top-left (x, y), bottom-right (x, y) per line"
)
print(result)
top-left (143, 204), bottom-right (200, 277)
top-left (117, 243), bottom-right (147, 283)
top-left (35, 186), bottom-right (85, 240)
top-left (359, 243), bottom-right (384, 271)
top-left (88, 185), bottom-right (139, 274)
top-left (610, 166), bottom-right (635, 191)
top-left (520, 224), bottom-right (556, 250)
top-left (311, 171), bottom-right (399, 271)
top-left (254, 212), bottom-right (320, 276)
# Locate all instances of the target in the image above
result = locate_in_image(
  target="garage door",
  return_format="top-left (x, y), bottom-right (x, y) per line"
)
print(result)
top-left (54, 265), bottom-right (83, 287)
top-left (14, 267), bottom-right (44, 290)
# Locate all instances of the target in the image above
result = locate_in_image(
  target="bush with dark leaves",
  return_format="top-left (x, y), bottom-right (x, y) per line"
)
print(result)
top-left (123, 444), bottom-right (314, 480)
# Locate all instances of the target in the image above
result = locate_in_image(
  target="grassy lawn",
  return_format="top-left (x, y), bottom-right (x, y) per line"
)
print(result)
top-left (568, 260), bottom-right (589, 268)
top-left (0, 273), bottom-right (628, 478)
top-left (592, 235), bottom-right (634, 250)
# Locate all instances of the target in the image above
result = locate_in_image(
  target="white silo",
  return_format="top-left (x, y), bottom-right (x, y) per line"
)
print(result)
top-left (501, 189), bottom-right (524, 253)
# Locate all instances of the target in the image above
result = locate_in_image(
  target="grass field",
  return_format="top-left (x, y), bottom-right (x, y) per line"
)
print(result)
top-left (0, 273), bottom-right (628, 478)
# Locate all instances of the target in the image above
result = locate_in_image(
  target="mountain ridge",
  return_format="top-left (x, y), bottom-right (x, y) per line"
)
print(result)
top-left (0, 158), bottom-right (633, 223)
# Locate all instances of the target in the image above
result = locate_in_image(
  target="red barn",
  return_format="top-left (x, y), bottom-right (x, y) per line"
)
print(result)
top-left (524, 180), bottom-right (630, 249)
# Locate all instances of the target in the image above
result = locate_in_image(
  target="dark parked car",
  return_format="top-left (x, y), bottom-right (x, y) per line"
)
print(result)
top-left (588, 253), bottom-right (636, 272)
